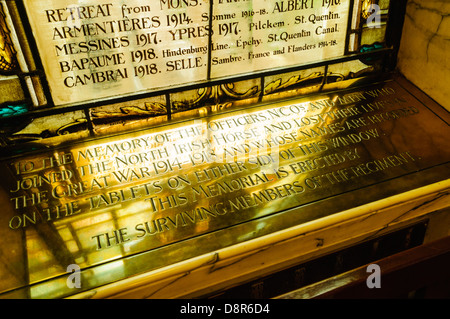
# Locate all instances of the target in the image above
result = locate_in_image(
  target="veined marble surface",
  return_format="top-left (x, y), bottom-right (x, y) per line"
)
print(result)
top-left (398, 0), bottom-right (450, 111)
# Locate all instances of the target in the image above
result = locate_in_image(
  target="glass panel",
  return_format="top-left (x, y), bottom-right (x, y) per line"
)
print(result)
top-left (323, 59), bottom-right (381, 91)
top-left (16, 0), bottom-right (372, 107)
top-left (90, 95), bottom-right (168, 136)
top-left (263, 66), bottom-right (326, 102)
top-left (7, 110), bottom-right (90, 148)
top-left (0, 2), bottom-right (19, 74)
top-left (361, 24), bottom-right (387, 46)
top-left (0, 76), bottom-right (25, 104)
top-left (171, 78), bottom-right (261, 116)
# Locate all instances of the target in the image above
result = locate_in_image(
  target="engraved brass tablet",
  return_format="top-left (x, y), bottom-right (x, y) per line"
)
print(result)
top-left (0, 79), bottom-right (449, 298)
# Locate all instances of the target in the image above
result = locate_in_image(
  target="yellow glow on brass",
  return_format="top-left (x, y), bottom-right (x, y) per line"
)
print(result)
top-left (71, 212), bottom-right (112, 229)
top-left (1, 80), bottom-right (449, 299)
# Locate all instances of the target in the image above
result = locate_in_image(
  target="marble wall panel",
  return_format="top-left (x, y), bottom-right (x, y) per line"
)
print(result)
top-left (398, 0), bottom-right (450, 110)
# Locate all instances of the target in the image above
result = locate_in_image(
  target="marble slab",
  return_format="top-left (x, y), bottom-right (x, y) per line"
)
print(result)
top-left (397, 0), bottom-right (450, 111)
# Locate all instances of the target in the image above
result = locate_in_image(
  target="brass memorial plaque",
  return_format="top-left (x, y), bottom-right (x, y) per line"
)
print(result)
top-left (23, 0), bottom-right (351, 105)
top-left (0, 78), bottom-right (449, 298)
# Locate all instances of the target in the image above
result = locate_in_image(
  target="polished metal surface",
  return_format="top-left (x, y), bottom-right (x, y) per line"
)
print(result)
top-left (0, 78), bottom-right (449, 298)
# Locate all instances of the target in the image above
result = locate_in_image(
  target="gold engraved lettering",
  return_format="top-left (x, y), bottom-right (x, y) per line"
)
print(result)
top-left (3, 80), bottom-right (437, 272)
top-left (45, 4), bottom-right (114, 23)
